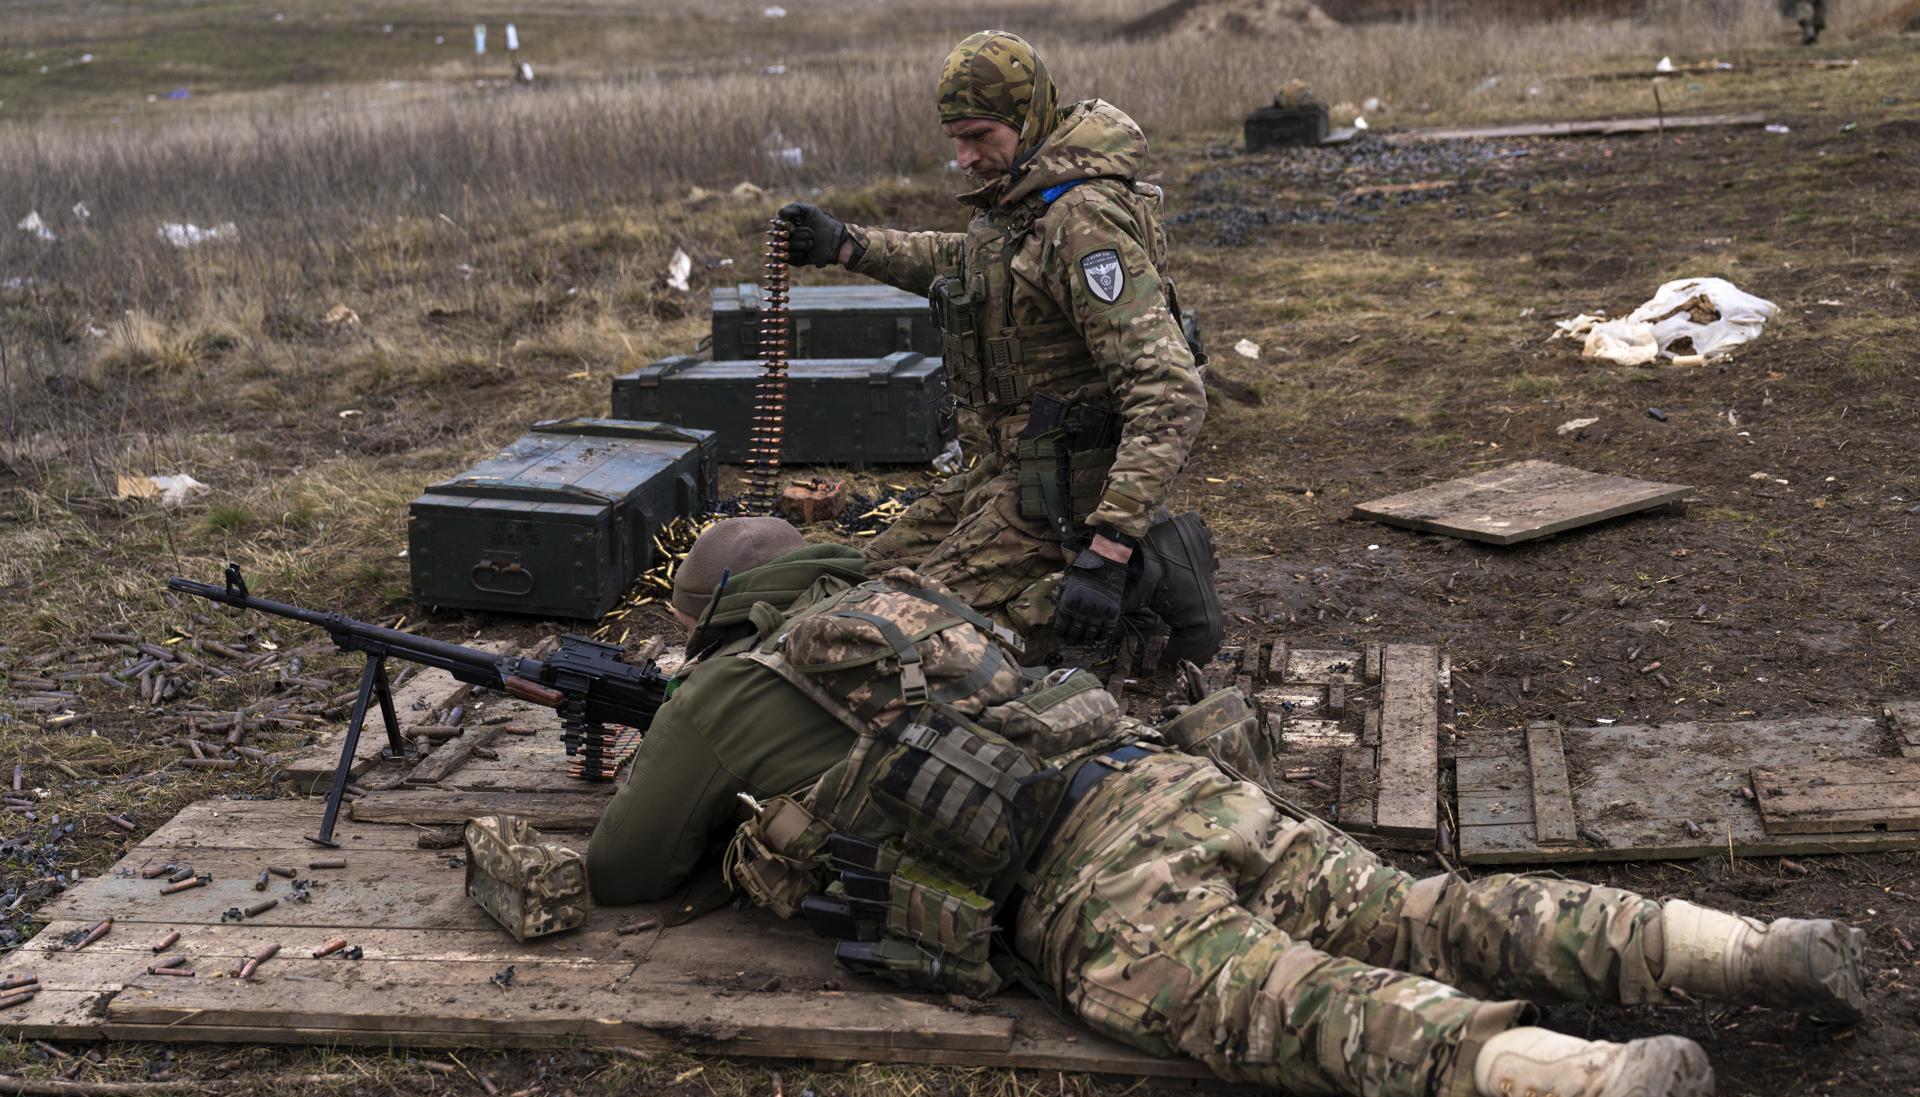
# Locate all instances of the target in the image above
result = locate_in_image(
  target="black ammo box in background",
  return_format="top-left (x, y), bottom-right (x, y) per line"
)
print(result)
top-left (610, 352), bottom-right (951, 468)
top-left (708, 282), bottom-right (941, 360)
top-left (408, 418), bottom-right (717, 620)
top-left (1244, 104), bottom-right (1330, 151)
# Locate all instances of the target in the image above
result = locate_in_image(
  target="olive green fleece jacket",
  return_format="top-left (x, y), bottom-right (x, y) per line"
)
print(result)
top-left (586, 544), bottom-right (866, 906)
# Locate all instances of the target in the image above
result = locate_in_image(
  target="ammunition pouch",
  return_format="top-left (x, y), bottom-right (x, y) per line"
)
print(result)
top-left (725, 795), bottom-right (832, 919)
top-left (1015, 394), bottom-right (1123, 537)
top-left (1126, 510), bottom-right (1224, 666)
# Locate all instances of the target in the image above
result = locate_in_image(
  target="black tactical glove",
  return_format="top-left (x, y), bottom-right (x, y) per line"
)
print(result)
top-left (777, 202), bottom-right (852, 268)
top-left (1054, 534), bottom-right (1139, 646)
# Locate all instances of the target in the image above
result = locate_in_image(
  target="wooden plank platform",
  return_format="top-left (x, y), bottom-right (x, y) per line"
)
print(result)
top-left (0, 800), bottom-right (1216, 1080)
top-left (1457, 716), bottom-right (1920, 863)
top-left (1753, 757), bottom-right (1920, 835)
top-left (1387, 111), bottom-right (1767, 143)
top-left (1352, 460), bottom-right (1693, 545)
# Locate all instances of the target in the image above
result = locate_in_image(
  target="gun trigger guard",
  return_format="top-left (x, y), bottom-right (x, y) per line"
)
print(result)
top-left (223, 563), bottom-right (249, 599)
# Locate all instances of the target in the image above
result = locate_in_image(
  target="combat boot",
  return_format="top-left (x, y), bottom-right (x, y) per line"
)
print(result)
top-left (1658, 899), bottom-right (1866, 1021)
top-left (1473, 1027), bottom-right (1714, 1097)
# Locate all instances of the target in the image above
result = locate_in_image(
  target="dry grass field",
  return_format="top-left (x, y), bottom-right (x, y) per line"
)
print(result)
top-left (3, 1), bottom-right (1919, 1094)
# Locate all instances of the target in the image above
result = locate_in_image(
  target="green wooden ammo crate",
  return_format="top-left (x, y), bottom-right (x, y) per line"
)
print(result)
top-left (609, 351), bottom-right (952, 468)
top-left (708, 282), bottom-right (941, 360)
top-left (407, 418), bottom-right (717, 620)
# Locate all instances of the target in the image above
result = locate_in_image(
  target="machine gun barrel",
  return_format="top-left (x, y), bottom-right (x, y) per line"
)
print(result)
top-left (166, 568), bottom-right (566, 706)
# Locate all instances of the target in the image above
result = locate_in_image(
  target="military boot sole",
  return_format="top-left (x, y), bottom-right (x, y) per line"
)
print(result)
top-left (1786, 921), bottom-right (1868, 1022)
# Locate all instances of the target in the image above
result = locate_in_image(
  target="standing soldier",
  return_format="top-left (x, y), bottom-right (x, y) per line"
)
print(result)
top-left (778, 30), bottom-right (1209, 658)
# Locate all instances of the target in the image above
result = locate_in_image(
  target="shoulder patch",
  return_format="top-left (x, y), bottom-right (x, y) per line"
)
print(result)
top-left (1079, 249), bottom-right (1124, 304)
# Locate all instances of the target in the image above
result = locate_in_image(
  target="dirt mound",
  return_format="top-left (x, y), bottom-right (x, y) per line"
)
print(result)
top-left (1120, 0), bottom-right (1340, 39)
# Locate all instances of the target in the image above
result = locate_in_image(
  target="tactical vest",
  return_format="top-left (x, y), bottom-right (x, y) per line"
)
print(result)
top-left (929, 180), bottom-right (1189, 534)
top-left (724, 568), bottom-right (1146, 996)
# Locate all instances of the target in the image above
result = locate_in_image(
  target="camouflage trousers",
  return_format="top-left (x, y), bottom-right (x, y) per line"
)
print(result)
top-left (863, 452), bottom-right (1068, 648)
top-left (1015, 751), bottom-right (1670, 1097)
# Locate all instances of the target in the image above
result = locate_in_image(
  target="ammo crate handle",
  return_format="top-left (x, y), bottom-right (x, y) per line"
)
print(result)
top-left (470, 557), bottom-right (535, 597)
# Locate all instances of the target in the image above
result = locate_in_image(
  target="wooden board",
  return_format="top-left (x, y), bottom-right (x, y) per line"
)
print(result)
top-left (1524, 722), bottom-right (1577, 846)
top-left (1888, 701), bottom-right (1920, 759)
top-left (1387, 111), bottom-right (1767, 143)
top-left (0, 799), bottom-right (1221, 1082)
top-left (351, 789), bottom-right (610, 831)
top-left (1373, 645), bottom-right (1438, 837)
top-left (1752, 757), bottom-right (1920, 835)
top-left (1457, 716), bottom-right (1920, 863)
top-left (1336, 747), bottom-right (1377, 830)
top-left (1352, 461), bottom-right (1693, 545)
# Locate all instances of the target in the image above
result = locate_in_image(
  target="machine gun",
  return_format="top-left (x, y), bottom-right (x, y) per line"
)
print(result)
top-left (168, 564), bottom-right (667, 847)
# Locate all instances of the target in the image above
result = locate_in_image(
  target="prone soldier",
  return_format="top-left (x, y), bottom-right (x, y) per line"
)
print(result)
top-left (778, 31), bottom-right (1216, 663)
top-left (589, 518), bottom-right (1866, 1097)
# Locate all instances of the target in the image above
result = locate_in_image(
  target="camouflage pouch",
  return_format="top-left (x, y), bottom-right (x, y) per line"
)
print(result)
top-left (725, 796), bottom-right (832, 919)
top-left (1159, 688), bottom-right (1270, 785)
top-left (886, 856), bottom-right (998, 968)
top-left (868, 712), bottom-right (1062, 878)
top-left (981, 668), bottom-right (1121, 758)
top-left (463, 814), bottom-right (588, 942)
top-left (832, 936), bottom-right (1002, 998)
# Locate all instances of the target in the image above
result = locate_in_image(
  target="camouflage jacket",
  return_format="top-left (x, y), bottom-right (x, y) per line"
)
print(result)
top-left (846, 100), bottom-right (1207, 540)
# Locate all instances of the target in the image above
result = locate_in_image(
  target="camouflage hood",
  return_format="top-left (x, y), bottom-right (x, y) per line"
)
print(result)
top-left (962, 98), bottom-right (1148, 211)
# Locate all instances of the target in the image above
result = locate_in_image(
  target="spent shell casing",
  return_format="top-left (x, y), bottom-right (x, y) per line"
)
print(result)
top-left (312, 937), bottom-right (349, 958)
top-left (0, 987), bottom-right (40, 1009)
top-left (152, 955), bottom-right (187, 970)
top-left (75, 918), bottom-right (113, 949)
top-left (308, 858), bottom-right (346, 870)
top-left (167, 866), bottom-right (195, 884)
top-left (141, 863), bottom-right (177, 880)
top-left (146, 966), bottom-right (195, 977)
top-left (0, 975), bottom-right (38, 991)
top-left (160, 876), bottom-right (206, 895)
top-left (255, 870), bottom-right (270, 891)
top-left (244, 899), bottom-right (278, 918)
top-left (235, 942), bottom-right (281, 980)
top-left (266, 865), bottom-right (296, 879)
top-left (151, 930), bottom-right (181, 953)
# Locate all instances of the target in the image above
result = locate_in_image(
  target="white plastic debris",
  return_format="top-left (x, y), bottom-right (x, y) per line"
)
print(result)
top-left (1628, 277), bottom-right (1777, 360)
top-left (115, 474), bottom-right (209, 506)
top-left (1353, 116), bottom-right (1369, 131)
top-left (505, 23), bottom-right (519, 51)
top-left (80, 53), bottom-right (94, 64)
top-left (763, 5), bottom-right (787, 16)
top-left (17, 211), bottom-right (56, 242)
top-left (1655, 55), bottom-right (1676, 73)
top-left (338, 408), bottom-right (364, 418)
top-left (1361, 96), bottom-right (1384, 113)
top-left (763, 64), bottom-right (787, 75)
top-left (71, 202), bottom-right (90, 222)
top-left (665, 248), bottom-right (692, 292)
top-left (518, 62), bottom-right (534, 83)
top-left (323, 303), bottom-right (360, 327)
top-left (1556, 417), bottom-right (1599, 436)
top-left (158, 221), bottom-right (238, 247)
top-left (1765, 123), bottom-right (1791, 134)
top-left (1233, 338), bottom-right (1260, 360)
top-left (1555, 279), bottom-right (1776, 364)
top-left (770, 146), bottom-right (804, 167)
top-left (931, 438), bottom-right (965, 475)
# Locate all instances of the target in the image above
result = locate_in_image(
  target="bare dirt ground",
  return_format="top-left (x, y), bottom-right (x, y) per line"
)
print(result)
top-left (3, 11), bottom-right (1918, 1097)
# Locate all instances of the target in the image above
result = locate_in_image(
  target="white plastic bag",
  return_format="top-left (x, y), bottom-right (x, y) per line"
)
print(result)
top-left (1626, 277), bottom-right (1777, 360)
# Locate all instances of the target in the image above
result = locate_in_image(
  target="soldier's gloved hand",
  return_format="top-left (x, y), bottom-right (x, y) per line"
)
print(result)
top-left (1055, 536), bottom-right (1138, 646)
top-left (777, 203), bottom-right (850, 268)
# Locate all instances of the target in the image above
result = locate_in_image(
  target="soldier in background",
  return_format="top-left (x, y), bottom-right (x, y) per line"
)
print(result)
top-left (779, 31), bottom-right (1209, 661)
top-left (594, 517), bottom-right (1867, 1097)
top-left (1783, 0), bottom-right (1828, 43)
